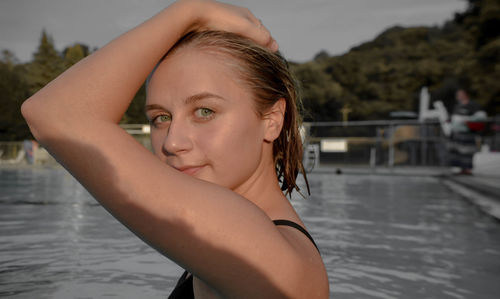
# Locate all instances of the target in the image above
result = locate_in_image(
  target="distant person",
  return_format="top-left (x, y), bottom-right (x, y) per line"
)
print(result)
top-left (449, 88), bottom-right (486, 174)
top-left (22, 139), bottom-right (37, 164)
top-left (21, 1), bottom-right (329, 298)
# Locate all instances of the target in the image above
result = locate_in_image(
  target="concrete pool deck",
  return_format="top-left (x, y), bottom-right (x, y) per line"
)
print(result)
top-left (443, 152), bottom-right (500, 220)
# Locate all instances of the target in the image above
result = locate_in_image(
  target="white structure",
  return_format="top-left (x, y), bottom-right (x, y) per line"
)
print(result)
top-left (418, 86), bottom-right (451, 136)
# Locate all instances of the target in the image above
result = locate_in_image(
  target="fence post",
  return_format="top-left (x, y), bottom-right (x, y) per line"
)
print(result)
top-left (370, 147), bottom-right (376, 168)
top-left (388, 123), bottom-right (394, 167)
top-left (421, 123), bottom-right (427, 165)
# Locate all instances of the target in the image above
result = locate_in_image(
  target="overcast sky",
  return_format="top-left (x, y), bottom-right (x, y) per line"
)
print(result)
top-left (0, 0), bottom-right (467, 63)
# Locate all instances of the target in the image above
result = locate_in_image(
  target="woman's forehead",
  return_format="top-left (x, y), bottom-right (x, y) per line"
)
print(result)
top-left (152, 48), bottom-right (238, 83)
top-left (146, 49), bottom-right (251, 106)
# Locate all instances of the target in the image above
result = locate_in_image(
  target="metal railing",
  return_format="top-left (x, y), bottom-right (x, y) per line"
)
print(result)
top-left (303, 117), bottom-right (500, 168)
top-left (0, 142), bottom-right (23, 160)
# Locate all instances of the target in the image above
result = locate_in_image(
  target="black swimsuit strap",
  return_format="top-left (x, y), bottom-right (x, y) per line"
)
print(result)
top-left (272, 219), bottom-right (319, 252)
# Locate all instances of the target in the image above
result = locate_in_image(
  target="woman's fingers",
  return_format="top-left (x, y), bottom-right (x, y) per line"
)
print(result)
top-left (237, 12), bottom-right (278, 52)
top-left (243, 10), bottom-right (278, 51)
top-left (190, 0), bottom-right (278, 52)
top-left (268, 38), bottom-right (279, 52)
top-left (251, 21), bottom-right (273, 48)
top-left (257, 20), bottom-right (279, 52)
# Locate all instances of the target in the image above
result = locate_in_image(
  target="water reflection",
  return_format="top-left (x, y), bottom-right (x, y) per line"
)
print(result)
top-left (294, 173), bottom-right (500, 299)
top-left (0, 168), bottom-right (181, 299)
top-left (1, 168), bottom-right (500, 298)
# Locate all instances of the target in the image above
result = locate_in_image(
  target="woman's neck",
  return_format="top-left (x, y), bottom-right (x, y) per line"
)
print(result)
top-left (232, 146), bottom-right (290, 218)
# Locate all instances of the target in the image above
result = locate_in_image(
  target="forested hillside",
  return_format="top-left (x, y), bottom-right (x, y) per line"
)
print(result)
top-left (292, 0), bottom-right (499, 121)
top-left (1, 0), bottom-right (498, 140)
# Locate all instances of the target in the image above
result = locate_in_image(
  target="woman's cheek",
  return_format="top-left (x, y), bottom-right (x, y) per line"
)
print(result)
top-left (150, 131), bottom-right (167, 160)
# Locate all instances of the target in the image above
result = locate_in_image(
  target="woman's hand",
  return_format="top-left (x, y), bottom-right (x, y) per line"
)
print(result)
top-left (178, 0), bottom-right (278, 51)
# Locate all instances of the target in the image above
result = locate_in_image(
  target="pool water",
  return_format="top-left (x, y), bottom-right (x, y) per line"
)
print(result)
top-left (1, 167), bottom-right (500, 298)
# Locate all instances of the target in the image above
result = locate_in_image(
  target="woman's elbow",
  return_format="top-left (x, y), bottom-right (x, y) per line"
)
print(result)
top-left (21, 97), bottom-right (52, 143)
top-left (21, 98), bottom-right (36, 130)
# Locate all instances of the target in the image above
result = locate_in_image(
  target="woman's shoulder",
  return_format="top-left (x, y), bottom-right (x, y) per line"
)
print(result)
top-left (274, 220), bottom-right (329, 298)
top-left (266, 204), bottom-right (328, 293)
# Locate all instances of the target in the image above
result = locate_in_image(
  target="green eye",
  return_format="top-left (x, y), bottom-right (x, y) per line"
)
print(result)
top-left (195, 108), bottom-right (214, 118)
top-left (159, 115), bottom-right (171, 122)
top-left (151, 114), bottom-right (171, 126)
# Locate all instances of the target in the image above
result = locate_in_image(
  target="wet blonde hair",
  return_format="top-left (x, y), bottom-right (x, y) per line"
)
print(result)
top-left (152, 30), bottom-right (309, 197)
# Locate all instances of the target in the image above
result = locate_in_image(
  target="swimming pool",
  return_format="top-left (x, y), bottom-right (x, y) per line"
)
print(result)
top-left (1, 167), bottom-right (499, 298)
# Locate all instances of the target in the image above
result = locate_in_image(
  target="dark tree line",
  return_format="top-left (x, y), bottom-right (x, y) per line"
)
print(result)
top-left (0, 30), bottom-right (147, 141)
top-left (291, 0), bottom-right (500, 122)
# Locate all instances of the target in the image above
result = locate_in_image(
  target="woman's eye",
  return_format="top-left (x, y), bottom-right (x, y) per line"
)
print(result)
top-left (195, 108), bottom-right (214, 119)
top-left (151, 114), bottom-right (171, 125)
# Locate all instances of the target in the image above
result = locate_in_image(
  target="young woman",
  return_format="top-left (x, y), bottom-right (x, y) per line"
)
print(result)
top-left (21, 0), bottom-right (329, 297)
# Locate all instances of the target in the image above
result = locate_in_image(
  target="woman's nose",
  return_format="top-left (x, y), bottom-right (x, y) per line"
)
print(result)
top-left (162, 120), bottom-right (193, 156)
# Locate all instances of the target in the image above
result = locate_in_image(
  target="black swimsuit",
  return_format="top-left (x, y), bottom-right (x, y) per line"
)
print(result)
top-left (167, 219), bottom-right (318, 299)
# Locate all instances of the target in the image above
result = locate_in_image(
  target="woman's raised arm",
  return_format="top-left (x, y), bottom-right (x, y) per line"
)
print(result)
top-left (22, 0), bottom-right (275, 133)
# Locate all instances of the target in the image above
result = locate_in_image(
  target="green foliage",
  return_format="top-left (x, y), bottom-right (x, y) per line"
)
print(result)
top-left (26, 30), bottom-right (65, 95)
top-left (63, 43), bottom-right (86, 68)
top-left (0, 29), bottom-right (147, 141)
top-left (121, 83), bottom-right (148, 124)
top-left (291, 0), bottom-right (499, 121)
top-left (0, 31), bottom-right (91, 141)
top-left (1, 49), bottom-right (19, 68)
top-left (0, 52), bottom-right (32, 140)
top-left (291, 62), bottom-right (345, 121)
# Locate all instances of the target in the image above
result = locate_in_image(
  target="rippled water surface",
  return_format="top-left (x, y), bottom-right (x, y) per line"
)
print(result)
top-left (1, 167), bottom-right (500, 298)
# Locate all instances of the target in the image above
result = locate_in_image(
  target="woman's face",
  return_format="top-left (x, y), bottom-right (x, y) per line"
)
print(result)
top-left (146, 48), bottom-right (267, 190)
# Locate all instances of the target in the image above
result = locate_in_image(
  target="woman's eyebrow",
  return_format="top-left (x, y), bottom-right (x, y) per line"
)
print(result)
top-left (145, 92), bottom-right (226, 112)
top-left (145, 103), bottom-right (166, 112)
top-left (184, 92), bottom-right (226, 105)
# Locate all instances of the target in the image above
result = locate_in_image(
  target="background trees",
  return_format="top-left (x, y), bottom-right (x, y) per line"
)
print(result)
top-left (0, 30), bottom-right (146, 140)
top-left (291, 0), bottom-right (499, 121)
top-left (0, 50), bottom-right (31, 140)
top-left (26, 30), bottom-right (65, 95)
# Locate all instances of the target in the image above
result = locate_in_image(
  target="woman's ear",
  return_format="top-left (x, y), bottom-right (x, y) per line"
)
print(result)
top-left (263, 98), bottom-right (286, 142)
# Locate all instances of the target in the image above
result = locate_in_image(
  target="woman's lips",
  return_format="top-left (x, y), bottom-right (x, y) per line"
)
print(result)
top-left (176, 165), bottom-right (205, 176)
